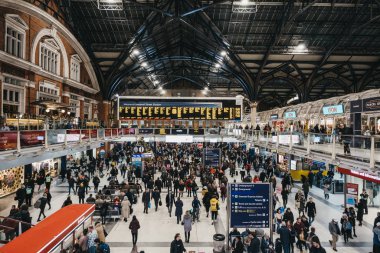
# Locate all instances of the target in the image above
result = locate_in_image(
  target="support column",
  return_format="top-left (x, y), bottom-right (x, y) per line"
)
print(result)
top-left (99, 101), bottom-right (111, 128)
top-left (250, 102), bottom-right (257, 128)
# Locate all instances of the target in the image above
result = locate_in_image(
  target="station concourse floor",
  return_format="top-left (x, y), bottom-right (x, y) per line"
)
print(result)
top-left (0, 167), bottom-right (378, 253)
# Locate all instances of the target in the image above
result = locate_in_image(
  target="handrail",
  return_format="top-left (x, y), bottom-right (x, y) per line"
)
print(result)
top-left (0, 216), bottom-right (34, 227)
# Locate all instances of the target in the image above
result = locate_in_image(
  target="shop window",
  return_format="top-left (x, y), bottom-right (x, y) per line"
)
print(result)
top-left (70, 55), bottom-right (81, 82)
top-left (39, 39), bottom-right (60, 75)
top-left (4, 14), bottom-right (28, 59)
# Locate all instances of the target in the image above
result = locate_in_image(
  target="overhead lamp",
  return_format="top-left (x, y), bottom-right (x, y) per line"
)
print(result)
top-left (115, 93), bottom-right (119, 97)
top-left (204, 87), bottom-right (209, 91)
top-left (220, 50), bottom-right (227, 57)
top-left (153, 80), bottom-right (160, 86)
top-left (61, 109), bottom-right (66, 113)
top-left (67, 111), bottom-right (71, 115)
top-left (240, 0), bottom-right (250, 5)
top-left (141, 62), bottom-right (148, 67)
top-left (215, 63), bottom-right (221, 68)
top-left (45, 109), bottom-right (50, 113)
top-left (132, 49), bottom-right (140, 56)
top-left (295, 42), bottom-right (307, 51)
top-left (158, 86), bottom-right (163, 90)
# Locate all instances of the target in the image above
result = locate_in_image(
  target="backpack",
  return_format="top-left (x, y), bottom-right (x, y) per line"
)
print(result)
top-left (98, 242), bottom-right (110, 253)
top-left (45, 176), bottom-right (51, 183)
top-left (26, 187), bottom-right (32, 195)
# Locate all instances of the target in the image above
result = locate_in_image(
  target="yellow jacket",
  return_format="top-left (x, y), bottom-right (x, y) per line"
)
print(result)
top-left (210, 198), bottom-right (219, 212)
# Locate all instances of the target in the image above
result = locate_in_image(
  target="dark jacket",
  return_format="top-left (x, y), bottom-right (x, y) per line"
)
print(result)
top-left (166, 193), bottom-right (175, 207)
top-left (233, 240), bottom-right (245, 253)
top-left (175, 200), bottom-right (183, 217)
top-left (305, 201), bottom-right (316, 217)
top-left (279, 225), bottom-right (291, 245)
top-left (15, 188), bottom-right (26, 201)
top-left (170, 239), bottom-right (186, 253)
top-left (142, 192), bottom-right (150, 205)
top-left (248, 236), bottom-right (261, 253)
top-left (129, 219), bottom-right (140, 233)
top-left (39, 196), bottom-right (47, 209)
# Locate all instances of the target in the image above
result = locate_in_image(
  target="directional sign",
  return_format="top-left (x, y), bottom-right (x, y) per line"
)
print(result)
top-left (204, 148), bottom-right (221, 167)
top-left (229, 183), bottom-right (271, 228)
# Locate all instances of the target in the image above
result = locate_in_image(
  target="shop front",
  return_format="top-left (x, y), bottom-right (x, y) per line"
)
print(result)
top-left (32, 158), bottom-right (60, 177)
top-left (338, 167), bottom-right (380, 208)
top-left (351, 96), bottom-right (380, 138)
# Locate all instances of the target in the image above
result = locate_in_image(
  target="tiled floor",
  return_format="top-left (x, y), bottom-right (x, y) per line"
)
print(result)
top-left (0, 166), bottom-right (378, 253)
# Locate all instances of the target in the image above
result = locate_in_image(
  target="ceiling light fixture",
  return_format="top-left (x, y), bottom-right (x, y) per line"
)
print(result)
top-left (295, 42), bottom-right (307, 51)
top-left (61, 109), bottom-right (65, 113)
top-left (45, 109), bottom-right (50, 113)
top-left (240, 0), bottom-right (250, 5)
top-left (215, 63), bottom-right (221, 68)
top-left (153, 80), bottom-right (160, 85)
top-left (204, 87), bottom-right (209, 91)
top-left (220, 50), bottom-right (227, 57)
top-left (141, 62), bottom-right (148, 67)
top-left (132, 49), bottom-right (140, 56)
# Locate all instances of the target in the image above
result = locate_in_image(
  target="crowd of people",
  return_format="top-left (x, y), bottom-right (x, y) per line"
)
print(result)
top-left (4, 139), bottom-right (380, 253)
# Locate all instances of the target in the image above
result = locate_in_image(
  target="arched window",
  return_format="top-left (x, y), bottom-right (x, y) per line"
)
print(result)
top-left (39, 38), bottom-right (61, 75)
top-left (70, 54), bottom-right (82, 82)
top-left (4, 14), bottom-right (29, 59)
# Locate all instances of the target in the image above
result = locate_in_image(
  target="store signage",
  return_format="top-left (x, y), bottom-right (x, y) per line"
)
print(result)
top-left (165, 135), bottom-right (193, 143)
top-left (272, 135), bottom-right (300, 144)
top-left (189, 128), bottom-right (205, 135)
top-left (0, 131), bottom-right (17, 151)
top-left (57, 134), bottom-right (81, 142)
top-left (290, 160), bottom-right (297, 171)
top-left (204, 148), bottom-right (221, 167)
top-left (363, 97), bottom-right (380, 112)
top-left (270, 114), bottom-right (278, 120)
top-left (350, 100), bottom-right (363, 113)
top-left (283, 111), bottom-right (297, 119)
top-left (20, 131), bottom-right (45, 148)
top-left (322, 104), bottom-right (344, 115)
top-left (138, 128), bottom-right (154, 134)
top-left (346, 183), bottom-right (359, 207)
top-left (338, 167), bottom-right (380, 184)
top-left (229, 183), bottom-right (271, 228)
top-left (171, 129), bottom-right (188, 135)
top-left (154, 128), bottom-right (170, 135)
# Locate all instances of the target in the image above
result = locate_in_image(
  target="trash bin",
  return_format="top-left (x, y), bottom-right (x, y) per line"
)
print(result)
top-left (213, 234), bottom-right (225, 253)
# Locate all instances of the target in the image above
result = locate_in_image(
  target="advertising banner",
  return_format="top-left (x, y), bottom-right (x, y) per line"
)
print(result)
top-left (112, 129), bottom-right (118, 136)
top-left (171, 129), bottom-right (188, 135)
top-left (363, 97), bottom-right (380, 112)
top-left (229, 183), bottom-right (271, 228)
top-left (350, 100), bottom-right (363, 113)
top-left (81, 130), bottom-right (90, 140)
top-left (105, 129), bottom-right (112, 137)
top-left (0, 131), bottom-right (17, 151)
top-left (346, 183), bottom-right (359, 206)
top-left (90, 130), bottom-right (97, 139)
top-left (154, 128), bottom-right (170, 135)
top-left (20, 131), bottom-right (45, 148)
top-left (138, 128), bottom-right (154, 134)
top-left (283, 111), bottom-right (297, 119)
top-left (270, 114), bottom-right (278, 120)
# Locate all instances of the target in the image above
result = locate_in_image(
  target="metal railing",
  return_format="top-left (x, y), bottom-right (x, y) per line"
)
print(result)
top-left (0, 216), bottom-right (34, 243)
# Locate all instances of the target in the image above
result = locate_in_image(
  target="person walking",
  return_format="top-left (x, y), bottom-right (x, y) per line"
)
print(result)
top-left (78, 184), bottom-right (86, 204)
top-left (278, 222), bottom-right (291, 253)
top-left (310, 236), bottom-right (327, 253)
top-left (175, 197), bottom-right (184, 224)
top-left (166, 189), bottom-right (175, 217)
top-left (87, 225), bottom-right (98, 253)
top-left (281, 189), bottom-right (289, 208)
top-left (170, 233), bottom-right (186, 253)
top-left (323, 183), bottom-right (330, 200)
top-left (129, 215), bottom-right (140, 246)
top-left (95, 222), bottom-right (106, 243)
top-left (152, 188), bottom-right (161, 212)
top-left (328, 219), bottom-right (340, 252)
top-left (357, 199), bottom-right (364, 226)
top-left (142, 189), bottom-right (150, 214)
top-left (182, 211), bottom-right (192, 243)
top-left (37, 193), bottom-right (48, 222)
top-left (121, 196), bottom-right (131, 222)
top-left (302, 181), bottom-right (310, 200)
top-left (15, 185), bottom-right (26, 208)
top-left (210, 195), bottom-right (219, 225)
top-left (44, 189), bottom-right (52, 210)
top-left (373, 222), bottom-right (380, 253)
top-left (305, 197), bottom-right (317, 225)
top-left (68, 177), bottom-right (76, 195)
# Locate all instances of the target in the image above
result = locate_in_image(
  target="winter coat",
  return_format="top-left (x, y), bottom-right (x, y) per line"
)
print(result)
top-left (170, 239), bottom-right (186, 253)
top-left (175, 200), bottom-right (183, 217)
top-left (279, 226), bottom-right (291, 245)
top-left (129, 219), bottom-right (140, 234)
top-left (121, 199), bottom-right (131, 219)
top-left (95, 223), bottom-right (106, 242)
top-left (182, 214), bottom-right (192, 232)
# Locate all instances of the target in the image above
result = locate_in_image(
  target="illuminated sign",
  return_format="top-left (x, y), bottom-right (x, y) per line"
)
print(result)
top-left (322, 104), bottom-right (344, 115)
top-left (283, 111), bottom-right (297, 119)
top-left (270, 114), bottom-right (278, 120)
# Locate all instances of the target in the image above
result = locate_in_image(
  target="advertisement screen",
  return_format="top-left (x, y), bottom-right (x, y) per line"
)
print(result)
top-left (284, 111), bottom-right (297, 119)
top-left (322, 104), bottom-right (344, 115)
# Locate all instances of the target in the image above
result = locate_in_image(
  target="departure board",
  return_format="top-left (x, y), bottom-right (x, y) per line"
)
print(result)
top-left (118, 97), bottom-right (242, 121)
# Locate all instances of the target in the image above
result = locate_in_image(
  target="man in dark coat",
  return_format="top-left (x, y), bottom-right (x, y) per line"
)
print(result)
top-left (166, 189), bottom-right (175, 217)
top-left (15, 186), bottom-right (26, 208)
top-left (170, 233), bottom-right (186, 253)
top-left (175, 197), bottom-right (183, 224)
top-left (305, 197), bottom-right (317, 225)
top-left (248, 232), bottom-right (261, 253)
top-left (279, 223), bottom-right (291, 253)
top-left (142, 189), bottom-right (150, 214)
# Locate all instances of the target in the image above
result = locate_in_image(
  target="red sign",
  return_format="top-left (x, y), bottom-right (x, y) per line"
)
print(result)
top-left (0, 131), bottom-right (17, 151)
top-left (90, 129), bottom-right (97, 138)
top-left (81, 130), bottom-right (90, 140)
top-left (20, 131), bottom-right (45, 148)
top-left (105, 129), bottom-right (112, 137)
top-left (112, 129), bottom-right (118, 136)
top-left (338, 167), bottom-right (380, 184)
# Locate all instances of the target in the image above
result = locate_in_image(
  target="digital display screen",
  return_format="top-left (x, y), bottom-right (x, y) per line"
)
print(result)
top-left (322, 104), bottom-right (344, 115)
top-left (284, 111), bottom-right (297, 119)
top-left (118, 98), bottom-right (242, 121)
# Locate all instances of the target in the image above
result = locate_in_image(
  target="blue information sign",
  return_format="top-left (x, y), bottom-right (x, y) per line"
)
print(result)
top-left (229, 183), bottom-right (271, 228)
top-left (204, 148), bottom-right (221, 167)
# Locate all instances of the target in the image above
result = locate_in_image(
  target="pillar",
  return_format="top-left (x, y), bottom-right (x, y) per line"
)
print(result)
top-left (99, 101), bottom-right (110, 128)
top-left (250, 102), bottom-right (258, 128)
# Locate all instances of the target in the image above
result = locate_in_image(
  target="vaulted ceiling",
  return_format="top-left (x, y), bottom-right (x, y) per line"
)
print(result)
top-left (30, 0), bottom-right (380, 110)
